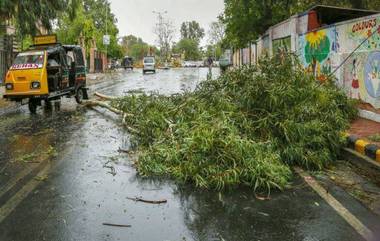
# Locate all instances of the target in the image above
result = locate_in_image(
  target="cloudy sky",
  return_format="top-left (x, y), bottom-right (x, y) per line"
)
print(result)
top-left (109, 0), bottom-right (225, 46)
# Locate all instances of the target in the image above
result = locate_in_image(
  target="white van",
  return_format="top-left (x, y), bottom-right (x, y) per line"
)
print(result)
top-left (143, 56), bottom-right (156, 74)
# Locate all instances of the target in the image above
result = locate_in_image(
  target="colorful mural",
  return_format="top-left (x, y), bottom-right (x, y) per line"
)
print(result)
top-left (345, 17), bottom-right (380, 52)
top-left (233, 13), bottom-right (380, 109)
top-left (340, 16), bottom-right (380, 108)
top-left (299, 27), bottom-right (339, 82)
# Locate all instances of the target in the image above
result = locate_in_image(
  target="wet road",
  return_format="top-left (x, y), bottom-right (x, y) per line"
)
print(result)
top-left (0, 68), bottom-right (379, 241)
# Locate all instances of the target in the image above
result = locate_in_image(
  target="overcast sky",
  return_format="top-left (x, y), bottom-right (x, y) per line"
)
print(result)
top-left (109, 0), bottom-right (225, 46)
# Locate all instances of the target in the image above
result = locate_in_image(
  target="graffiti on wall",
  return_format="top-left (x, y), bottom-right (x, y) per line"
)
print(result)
top-left (273, 37), bottom-right (291, 55)
top-left (299, 27), bottom-right (340, 82)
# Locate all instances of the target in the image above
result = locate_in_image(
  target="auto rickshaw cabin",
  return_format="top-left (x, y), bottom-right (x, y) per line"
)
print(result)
top-left (3, 35), bottom-right (88, 113)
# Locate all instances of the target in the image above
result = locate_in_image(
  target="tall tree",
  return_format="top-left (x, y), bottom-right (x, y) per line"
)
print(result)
top-left (56, 0), bottom-right (123, 58)
top-left (154, 13), bottom-right (175, 61)
top-left (173, 38), bottom-right (201, 61)
top-left (180, 21), bottom-right (205, 43)
top-left (121, 35), bottom-right (155, 61)
top-left (208, 20), bottom-right (225, 45)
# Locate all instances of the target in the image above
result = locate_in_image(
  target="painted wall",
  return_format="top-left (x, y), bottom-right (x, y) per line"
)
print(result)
top-left (298, 26), bottom-right (341, 83)
top-left (231, 12), bottom-right (380, 109)
top-left (298, 15), bottom-right (380, 108)
top-left (340, 16), bottom-right (380, 108)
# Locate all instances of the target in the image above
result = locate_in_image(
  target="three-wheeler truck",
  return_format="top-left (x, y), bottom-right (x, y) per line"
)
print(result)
top-left (3, 35), bottom-right (88, 113)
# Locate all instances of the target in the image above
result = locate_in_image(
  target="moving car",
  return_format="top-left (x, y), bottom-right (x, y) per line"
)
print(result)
top-left (3, 34), bottom-right (88, 113)
top-left (143, 56), bottom-right (156, 74)
top-left (122, 56), bottom-right (134, 70)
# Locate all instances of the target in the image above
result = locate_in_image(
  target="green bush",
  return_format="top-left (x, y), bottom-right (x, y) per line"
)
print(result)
top-left (113, 56), bottom-right (357, 191)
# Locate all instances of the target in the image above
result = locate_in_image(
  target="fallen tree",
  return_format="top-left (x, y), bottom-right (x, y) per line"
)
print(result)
top-left (87, 56), bottom-right (357, 191)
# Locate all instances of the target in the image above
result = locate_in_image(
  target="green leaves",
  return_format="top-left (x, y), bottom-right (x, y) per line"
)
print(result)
top-left (113, 55), bottom-right (356, 191)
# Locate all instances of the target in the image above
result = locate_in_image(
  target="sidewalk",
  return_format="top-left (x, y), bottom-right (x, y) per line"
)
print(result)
top-left (349, 118), bottom-right (380, 146)
top-left (347, 116), bottom-right (380, 163)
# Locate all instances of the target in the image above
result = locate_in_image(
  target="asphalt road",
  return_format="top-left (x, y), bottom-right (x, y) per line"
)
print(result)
top-left (0, 68), bottom-right (379, 241)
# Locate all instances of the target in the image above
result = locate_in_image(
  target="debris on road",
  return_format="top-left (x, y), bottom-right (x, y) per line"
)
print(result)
top-left (127, 196), bottom-right (168, 204)
top-left (34, 175), bottom-right (48, 181)
top-left (255, 194), bottom-right (271, 201)
top-left (103, 161), bottom-right (117, 176)
top-left (87, 56), bottom-right (357, 192)
top-left (102, 223), bottom-right (132, 228)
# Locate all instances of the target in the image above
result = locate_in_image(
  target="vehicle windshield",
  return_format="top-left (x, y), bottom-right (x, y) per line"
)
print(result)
top-left (144, 58), bottom-right (154, 63)
top-left (11, 51), bottom-right (45, 70)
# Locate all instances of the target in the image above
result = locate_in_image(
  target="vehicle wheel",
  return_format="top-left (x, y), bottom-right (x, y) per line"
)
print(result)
top-left (153, 70), bottom-right (156, 74)
top-left (143, 70), bottom-right (146, 75)
top-left (75, 87), bottom-right (84, 104)
top-left (82, 88), bottom-right (89, 100)
top-left (28, 99), bottom-right (38, 114)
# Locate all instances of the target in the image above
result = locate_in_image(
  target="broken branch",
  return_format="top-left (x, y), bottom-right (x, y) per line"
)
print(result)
top-left (127, 196), bottom-right (167, 204)
top-left (102, 223), bottom-right (131, 228)
top-left (82, 100), bottom-right (123, 115)
top-left (95, 92), bottom-right (118, 100)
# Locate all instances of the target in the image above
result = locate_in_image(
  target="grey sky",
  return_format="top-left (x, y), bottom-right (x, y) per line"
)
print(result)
top-left (109, 0), bottom-right (225, 46)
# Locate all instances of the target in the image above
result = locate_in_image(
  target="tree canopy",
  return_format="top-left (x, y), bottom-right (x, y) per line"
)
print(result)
top-left (0, 0), bottom-right (79, 36)
top-left (173, 38), bottom-right (201, 61)
top-left (56, 0), bottom-right (123, 58)
top-left (121, 35), bottom-right (157, 61)
top-left (180, 21), bottom-right (205, 44)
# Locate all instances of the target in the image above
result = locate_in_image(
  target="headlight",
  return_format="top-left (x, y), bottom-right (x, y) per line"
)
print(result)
top-left (31, 81), bottom-right (40, 89)
top-left (5, 83), bottom-right (13, 90)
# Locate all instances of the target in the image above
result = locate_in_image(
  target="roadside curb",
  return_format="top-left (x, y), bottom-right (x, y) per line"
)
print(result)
top-left (341, 148), bottom-right (380, 173)
top-left (346, 135), bottom-right (380, 163)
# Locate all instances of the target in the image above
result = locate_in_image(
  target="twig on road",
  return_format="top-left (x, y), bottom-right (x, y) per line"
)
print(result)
top-left (82, 100), bottom-right (123, 115)
top-left (127, 196), bottom-right (167, 204)
top-left (95, 92), bottom-right (118, 100)
top-left (102, 223), bottom-right (131, 228)
top-left (118, 148), bottom-right (134, 154)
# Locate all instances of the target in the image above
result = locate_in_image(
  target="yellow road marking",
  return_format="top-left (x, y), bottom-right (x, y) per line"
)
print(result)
top-left (295, 167), bottom-right (375, 241)
top-left (0, 163), bottom-right (51, 223)
top-left (0, 164), bottom-right (40, 199)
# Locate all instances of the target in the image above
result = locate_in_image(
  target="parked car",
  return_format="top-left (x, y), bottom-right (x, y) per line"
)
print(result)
top-left (143, 56), bottom-right (156, 74)
top-left (183, 61), bottom-right (197, 68)
top-left (122, 56), bottom-right (134, 70)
